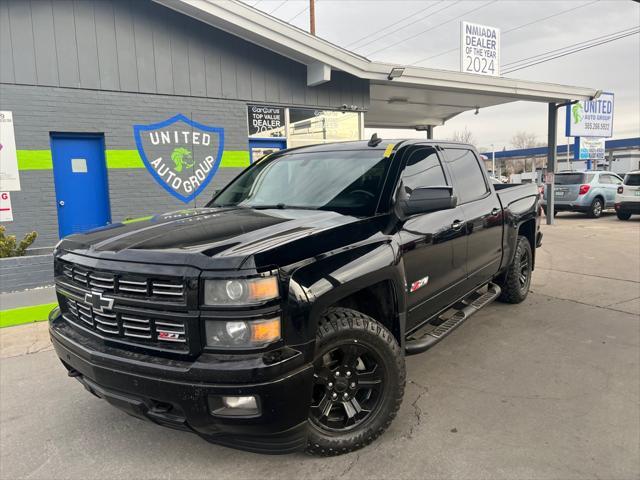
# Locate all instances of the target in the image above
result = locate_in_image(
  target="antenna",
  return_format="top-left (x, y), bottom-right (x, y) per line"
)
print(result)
top-left (368, 133), bottom-right (382, 147)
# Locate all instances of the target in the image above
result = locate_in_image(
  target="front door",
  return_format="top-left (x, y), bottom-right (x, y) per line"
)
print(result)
top-left (398, 145), bottom-right (468, 331)
top-left (248, 138), bottom-right (287, 163)
top-left (51, 133), bottom-right (111, 238)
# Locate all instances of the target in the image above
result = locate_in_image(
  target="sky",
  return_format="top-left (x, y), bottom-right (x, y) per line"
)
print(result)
top-left (242, 0), bottom-right (640, 151)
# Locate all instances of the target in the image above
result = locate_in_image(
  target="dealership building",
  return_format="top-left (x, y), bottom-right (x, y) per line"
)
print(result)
top-left (1, 0), bottom-right (597, 256)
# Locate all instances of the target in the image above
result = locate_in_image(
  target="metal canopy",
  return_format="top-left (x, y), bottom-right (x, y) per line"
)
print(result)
top-left (155, 0), bottom-right (599, 128)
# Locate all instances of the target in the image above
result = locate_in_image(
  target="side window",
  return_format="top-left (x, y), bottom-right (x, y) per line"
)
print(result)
top-left (444, 149), bottom-right (488, 204)
top-left (400, 147), bottom-right (448, 193)
top-left (611, 175), bottom-right (623, 185)
top-left (599, 175), bottom-right (612, 184)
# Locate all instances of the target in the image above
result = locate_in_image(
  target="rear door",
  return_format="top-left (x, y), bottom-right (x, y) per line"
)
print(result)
top-left (442, 147), bottom-right (503, 290)
top-left (398, 145), bottom-right (467, 330)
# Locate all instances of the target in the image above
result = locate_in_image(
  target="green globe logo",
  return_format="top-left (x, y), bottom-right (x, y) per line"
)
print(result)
top-left (171, 147), bottom-right (194, 172)
top-left (572, 103), bottom-right (583, 124)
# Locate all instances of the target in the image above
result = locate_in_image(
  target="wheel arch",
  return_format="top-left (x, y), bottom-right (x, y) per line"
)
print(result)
top-left (287, 242), bottom-right (406, 347)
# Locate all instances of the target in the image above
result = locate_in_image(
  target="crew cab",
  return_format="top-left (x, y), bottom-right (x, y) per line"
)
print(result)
top-left (49, 138), bottom-right (542, 455)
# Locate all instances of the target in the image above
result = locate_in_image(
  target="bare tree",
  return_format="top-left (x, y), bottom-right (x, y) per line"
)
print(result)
top-left (449, 126), bottom-right (475, 145)
top-left (511, 131), bottom-right (543, 149)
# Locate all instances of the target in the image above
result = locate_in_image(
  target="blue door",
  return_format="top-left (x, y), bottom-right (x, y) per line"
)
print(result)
top-left (248, 138), bottom-right (287, 163)
top-left (51, 134), bottom-right (111, 238)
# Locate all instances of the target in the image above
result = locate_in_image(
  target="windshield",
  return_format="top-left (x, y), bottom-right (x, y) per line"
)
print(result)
top-left (555, 173), bottom-right (594, 185)
top-left (208, 150), bottom-right (392, 216)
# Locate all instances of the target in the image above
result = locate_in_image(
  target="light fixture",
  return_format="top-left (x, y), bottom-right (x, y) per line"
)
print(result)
top-left (591, 89), bottom-right (603, 100)
top-left (387, 67), bottom-right (405, 80)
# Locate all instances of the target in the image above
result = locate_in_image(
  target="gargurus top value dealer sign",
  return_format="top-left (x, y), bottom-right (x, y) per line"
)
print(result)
top-left (134, 114), bottom-right (224, 203)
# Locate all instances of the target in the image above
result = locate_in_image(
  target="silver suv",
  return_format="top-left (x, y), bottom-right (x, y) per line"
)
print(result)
top-left (542, 171), bottom-right (623, 218)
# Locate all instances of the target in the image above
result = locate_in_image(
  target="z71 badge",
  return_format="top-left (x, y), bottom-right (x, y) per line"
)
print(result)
top-left (410, 276), bottom-right (429, 293)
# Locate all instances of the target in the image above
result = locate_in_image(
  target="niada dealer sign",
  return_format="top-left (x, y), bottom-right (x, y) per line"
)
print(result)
top-left (566, 92), bottom-right (614, 138)
top-left (460, 21), bottom-right (500, 76)
top-left (134, 114), bottom-right (224, 203)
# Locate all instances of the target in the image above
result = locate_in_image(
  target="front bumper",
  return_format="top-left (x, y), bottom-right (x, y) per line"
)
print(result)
top-left (49, 309), bottom-right (314, 454)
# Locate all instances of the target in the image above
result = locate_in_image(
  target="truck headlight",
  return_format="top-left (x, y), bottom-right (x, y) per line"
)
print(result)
top-left (203, 277), bottom-right (279, 306)
top-left (205, 317), bottom-right (281, 348)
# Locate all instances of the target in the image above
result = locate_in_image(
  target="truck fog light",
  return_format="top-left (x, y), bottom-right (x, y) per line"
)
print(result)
top-left (208, 395), bottom-right (260, 417)
top-left (223, 396), bottom-right (257, 410)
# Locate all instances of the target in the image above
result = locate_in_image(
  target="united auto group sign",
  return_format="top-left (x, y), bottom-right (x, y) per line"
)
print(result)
top-left (133, 114), bottom-right (224, 203)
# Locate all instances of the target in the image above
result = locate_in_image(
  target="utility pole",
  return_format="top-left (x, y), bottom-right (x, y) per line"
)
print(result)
top-left (309, 0), bottom-right (316, 35)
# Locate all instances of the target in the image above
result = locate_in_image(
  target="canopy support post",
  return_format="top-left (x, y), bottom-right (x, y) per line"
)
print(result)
top-left (546, 102), bottom-right (558, 225)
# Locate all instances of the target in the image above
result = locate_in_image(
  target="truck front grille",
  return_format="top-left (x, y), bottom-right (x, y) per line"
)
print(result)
top-left (65, 297), bottom-right (187, 347)
top-left (61, 261), bottom-right (185, 303)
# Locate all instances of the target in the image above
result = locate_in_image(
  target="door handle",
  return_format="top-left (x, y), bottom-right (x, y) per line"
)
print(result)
top-left (451, 220), bottom-right (464, 230)
top-left (58, 200), bottom-right (65, 207)
top-left (491, 208), bottom-right (500, 216)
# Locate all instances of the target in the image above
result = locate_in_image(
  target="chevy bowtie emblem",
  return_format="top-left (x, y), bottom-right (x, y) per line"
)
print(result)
top-left (84, 291), bottom-right (115, 313)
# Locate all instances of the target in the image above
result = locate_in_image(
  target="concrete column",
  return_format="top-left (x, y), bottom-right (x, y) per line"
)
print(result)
top-left (426, 125), bottom-right (433, 139)
top-left (546, 103), bottom-right (558, 225)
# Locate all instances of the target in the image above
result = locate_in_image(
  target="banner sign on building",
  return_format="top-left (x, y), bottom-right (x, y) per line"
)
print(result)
top-left (0, 111), bottom-right (21, 192)
top-left (247, 105), bottom-right (285, 137)
top-left (566, 92), bottom-right (614, 138)
top-left (460, 21), bottom-right (500, 76)
top-left (576, 137), bottom-right (606, 160)
top-left (0, 192), bottom-right (13, 222)
top-left (133, 114), bottom-right (224, 203)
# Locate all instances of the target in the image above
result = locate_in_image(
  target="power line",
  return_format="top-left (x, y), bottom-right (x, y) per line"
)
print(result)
top-left (502, 28), bottom-right (639, 74)
top-left (355, 1), bottom-right (461, 53)
top-left (343, 1), bottom-right (445, 49)
top-left (363, 0), bottom-right (497, 57)
top-left (409, 0), bottom-right (600, 66)
top-left (267, 0), bottom-right (287, 15)
top-left (287, 4), bottom-right (310, 23)
top-left (502, 26), bottom-right (638, 69)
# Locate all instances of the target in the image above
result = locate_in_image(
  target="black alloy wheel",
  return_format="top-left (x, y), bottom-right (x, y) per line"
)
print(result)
top-left (310, 343), bottom-right (385, 432)
top-left (306, 308), bottom-right (405, 456)
top-left (518, 247), bottom-right (531, 291)
top-left (497, 235), bottom-right (532, 304)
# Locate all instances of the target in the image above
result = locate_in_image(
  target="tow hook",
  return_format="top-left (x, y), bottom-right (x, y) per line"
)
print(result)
top-left (67, 368), bottom-right (81, 378)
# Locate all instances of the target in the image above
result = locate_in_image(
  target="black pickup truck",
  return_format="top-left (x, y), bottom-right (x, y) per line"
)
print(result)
top-left (49, 138), bottom-right (542, 455)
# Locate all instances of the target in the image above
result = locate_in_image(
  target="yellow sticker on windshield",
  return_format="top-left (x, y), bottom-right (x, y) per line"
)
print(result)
top-left (383, 144), bottom-right (395, 158)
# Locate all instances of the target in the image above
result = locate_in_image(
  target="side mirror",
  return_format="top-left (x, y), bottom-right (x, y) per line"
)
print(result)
top-left (399, 186), bottom-right (457, 216)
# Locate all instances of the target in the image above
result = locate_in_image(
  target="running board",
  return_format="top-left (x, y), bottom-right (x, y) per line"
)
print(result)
top-left (405, 282), bottom-right (501, 356)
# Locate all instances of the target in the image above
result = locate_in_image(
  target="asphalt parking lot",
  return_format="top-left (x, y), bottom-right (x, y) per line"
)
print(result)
top-left (1, 213), bottom-right (639, 480)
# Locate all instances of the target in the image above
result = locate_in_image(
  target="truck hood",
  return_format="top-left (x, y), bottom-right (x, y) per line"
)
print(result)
top-left (58, 208), bottom-right (389, 271)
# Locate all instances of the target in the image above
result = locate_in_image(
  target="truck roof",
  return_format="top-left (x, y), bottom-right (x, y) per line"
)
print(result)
top-left (284, 139), bottom-right (474, 154)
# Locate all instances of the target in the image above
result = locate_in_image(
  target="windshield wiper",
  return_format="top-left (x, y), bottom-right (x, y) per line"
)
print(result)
top-left (251, 203), bottom-right (289, 210)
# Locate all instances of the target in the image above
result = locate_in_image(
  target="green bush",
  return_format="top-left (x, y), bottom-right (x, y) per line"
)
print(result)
top-left (0, 226), bottom-right (38, 258)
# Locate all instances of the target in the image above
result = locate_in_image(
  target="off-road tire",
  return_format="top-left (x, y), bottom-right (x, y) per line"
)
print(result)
top-left (588, 197), bottom-right (604, 218)
top-left (616, 211), bottom-right (632, 220)
top-left (306, 308), bottom-right (405, 456)
top-left (497, 235), bottom-right (532, 304)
